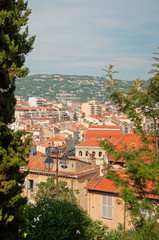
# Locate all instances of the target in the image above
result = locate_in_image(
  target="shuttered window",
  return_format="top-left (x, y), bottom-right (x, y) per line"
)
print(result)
top-left (101, 195), bottom-right (113, 219)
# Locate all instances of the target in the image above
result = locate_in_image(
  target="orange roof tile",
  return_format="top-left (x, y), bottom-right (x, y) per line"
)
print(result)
top-left (85, 130), bottom-right (123, 140)
top-left (86, 171), bottom-right (159, 199)
top-left (89, 125), bottom-right (121, 129)
top-left (24, 156), bottom-right (99, 176)
top-left (77, 137), bottom-right (100, 147)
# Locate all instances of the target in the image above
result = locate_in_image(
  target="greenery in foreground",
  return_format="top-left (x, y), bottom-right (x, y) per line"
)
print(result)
top-left (23, 198), bottom-right (108, 240)
top-left (101, 48), bottom-right (159, 239)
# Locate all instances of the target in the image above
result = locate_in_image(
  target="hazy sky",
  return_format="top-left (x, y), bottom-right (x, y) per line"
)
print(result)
top-left (26, 0), bottom-right (159, 80)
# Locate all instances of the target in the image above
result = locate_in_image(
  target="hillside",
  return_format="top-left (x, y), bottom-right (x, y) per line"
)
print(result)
top-left (15, 74), bottom-right (133, 103)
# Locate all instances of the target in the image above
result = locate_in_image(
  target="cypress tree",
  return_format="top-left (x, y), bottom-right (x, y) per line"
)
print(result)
top-left (0, 1), bottom-right (35, 239)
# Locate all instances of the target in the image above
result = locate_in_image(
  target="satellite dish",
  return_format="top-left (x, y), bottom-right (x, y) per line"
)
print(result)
top-left (104, 155), bottom-right (108, 165)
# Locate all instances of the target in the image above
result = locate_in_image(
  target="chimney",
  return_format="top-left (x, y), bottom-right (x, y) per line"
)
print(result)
top-left (100, 157), bottom-right (105, 177)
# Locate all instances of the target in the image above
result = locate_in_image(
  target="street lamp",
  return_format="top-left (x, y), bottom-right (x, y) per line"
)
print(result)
top-left (44, 156), bottom-right (54, 171)
top-left (44, 147), bottom-right (69, 200)
top-left (60, 153), bottom-right (69, 169)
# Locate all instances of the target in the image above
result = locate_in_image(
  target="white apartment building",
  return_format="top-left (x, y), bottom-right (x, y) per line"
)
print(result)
top-left (82, 101), bottom-right (102, 117)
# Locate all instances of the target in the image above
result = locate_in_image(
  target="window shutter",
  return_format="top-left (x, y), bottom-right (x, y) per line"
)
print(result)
top-left (102, 195), bottom-right (113, 219)
top-left (33, 180), bottom-right (37, 193)
top-left (24, 179), bottom-right (28, 192)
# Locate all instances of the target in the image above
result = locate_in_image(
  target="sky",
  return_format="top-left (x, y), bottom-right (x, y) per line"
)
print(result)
top-left (26, 0), bottom-right (159, 80)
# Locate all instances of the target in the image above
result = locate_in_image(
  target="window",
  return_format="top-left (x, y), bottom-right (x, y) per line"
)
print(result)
top-left (24, 179), bottom-right (36, 193)
top-left (79, 151), bottom-right (82, 156)
top-left (99, 151), bottom-right (102, 157)
top-left (85, 151), bottom-right (89, 156)
top-left (101, 195), bottom-right (113, 219)
top-left (28, 179), bottom-right (34, 192)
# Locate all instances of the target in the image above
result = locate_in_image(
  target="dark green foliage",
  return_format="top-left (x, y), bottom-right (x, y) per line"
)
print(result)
top-left (0, 129), bottom-right (32, 239)
top-left (0, 0), bottom-right (35, 239)
top-left (35, 176), bottom-right (78, 203)
top-left (24, 198), bottom-right (108, 240)
top-left (0, 0), bottom-right (35, 124)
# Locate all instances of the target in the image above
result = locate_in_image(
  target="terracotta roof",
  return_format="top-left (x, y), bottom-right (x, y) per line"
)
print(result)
top-left (74, 124), bottom-right (87, 130)
top-left (86, 171), bottom-right (119, 193)
top-left (24, 156), bottom-right (99, 176)
top-left (77, 137), bottom-right (100, 147)
top-left (116, 134), bottom-right (142, 151)
top-left (85, 129), bottom-right (123, 140)
top-left (89, 125), bottom-right (121, 129)
top-left (102, 113), bottom-right (112, 116)
top-left (51, 137), bottom-right (66, 141)
top-left (86, 170), bottom-right (159, 199)
top-left (90, 116), bottom-right (103, 120)
top-left (36, 151), bottom-right (45, 157)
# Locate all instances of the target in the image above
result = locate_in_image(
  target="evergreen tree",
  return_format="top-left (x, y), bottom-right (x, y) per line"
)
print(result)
top-left (0, 1), bottom-right (35, 239)
top-left (101, 48), bottom-right (159, 237)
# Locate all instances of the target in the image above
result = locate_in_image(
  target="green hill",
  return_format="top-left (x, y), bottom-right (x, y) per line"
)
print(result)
top-left (15, 74), bottom-right (133, 103)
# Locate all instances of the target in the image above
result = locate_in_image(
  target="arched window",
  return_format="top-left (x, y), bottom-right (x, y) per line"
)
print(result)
top-left (85, 151), bottom-right (89, 156)
top-left (99, 151), bottom-right (102, 157)
top-left (79, 151), bottom-right (82, 156)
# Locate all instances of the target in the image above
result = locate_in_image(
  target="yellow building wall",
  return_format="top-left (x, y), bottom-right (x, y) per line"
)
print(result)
top-left (23, 171), bottom-right (97, 211)
top-left (87, 191), bottom-right (131, 230)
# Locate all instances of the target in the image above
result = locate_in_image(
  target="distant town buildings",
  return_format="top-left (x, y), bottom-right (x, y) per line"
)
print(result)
top-left (14, 95), bottom-right (153, 230)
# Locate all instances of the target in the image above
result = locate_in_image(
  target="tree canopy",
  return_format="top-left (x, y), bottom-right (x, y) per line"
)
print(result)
top-left (0, 1), bottom-right (35, 239)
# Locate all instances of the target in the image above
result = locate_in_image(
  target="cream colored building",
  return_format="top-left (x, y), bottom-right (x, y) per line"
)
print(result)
top-left (82, 101), bottom-right (102, 117)
top-left (75, 137), bottom-right (106, 165)
top-left (86, 163), bottom-right (159, 230)
top-left (21, 155), bottom-right (99, 210)
top-left (86, 169), bottom-right (131, 230)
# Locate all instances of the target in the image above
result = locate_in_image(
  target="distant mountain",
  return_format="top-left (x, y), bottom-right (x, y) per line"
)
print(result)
top-left (15, 74), bottom-right (134, 103)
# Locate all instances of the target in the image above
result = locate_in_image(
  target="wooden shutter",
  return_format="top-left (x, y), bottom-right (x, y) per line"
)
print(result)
top-left (102, 195), bottom-right (113, 219)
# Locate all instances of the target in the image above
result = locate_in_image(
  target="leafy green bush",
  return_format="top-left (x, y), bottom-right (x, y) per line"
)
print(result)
top-left (24, 198), bottom-right (108, 240)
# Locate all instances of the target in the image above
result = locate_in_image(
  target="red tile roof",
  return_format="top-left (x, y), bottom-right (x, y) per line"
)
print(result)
top-left (86, 171), bottom-right (119, 193)
top-left (89, 125), bottom-right (121, 129)
top-left (115, 134), bottom-right (142, 151)
top-left (85, 129), bottom-right (123, 140)
top-left (77, 137), bottom-right (100, 147)
top-left (24, 156), bottom-right (99, 176)
top-left (86, 170), bottom-right (159, 199)
top-left (74, 124), bottom-right (87, 130)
